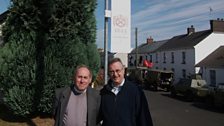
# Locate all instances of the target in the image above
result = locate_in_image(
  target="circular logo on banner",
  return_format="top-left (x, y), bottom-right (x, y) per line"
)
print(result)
top-left (113, 15), bottom-right (128, 28)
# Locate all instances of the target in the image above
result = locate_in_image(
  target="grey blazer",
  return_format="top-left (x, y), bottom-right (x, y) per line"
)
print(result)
top-left (53, 85), bottom-right (101, 126)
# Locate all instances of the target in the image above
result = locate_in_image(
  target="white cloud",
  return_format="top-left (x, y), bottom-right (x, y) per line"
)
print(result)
top-left (131, 0), bottom-right (224, 46)
top-left (96, 0), bottom-right (224, 48)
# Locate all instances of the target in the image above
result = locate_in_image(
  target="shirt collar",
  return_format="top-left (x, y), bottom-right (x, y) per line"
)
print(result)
top-left (73, 84), bottom-right (87, 95)
top-left (112, 79), bottom-right (125, 88)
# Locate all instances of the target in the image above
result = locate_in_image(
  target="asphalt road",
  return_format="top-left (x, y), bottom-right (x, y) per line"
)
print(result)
top-left (144, 90), bottom-right (224, 126)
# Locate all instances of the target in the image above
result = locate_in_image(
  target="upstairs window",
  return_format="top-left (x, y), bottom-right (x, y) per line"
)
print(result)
top-left (150, 55), bottom-right (152, 62)
top-left (156, 53), bottom-right (158, 63)
top-left (163, 52), bottom-right (166, 63)
top-left (182, 51), bottom-right (186, 64)
top-left (139, 56), bottom-right (143, 65)
top-left (171, 52), bottom-right (174, 63)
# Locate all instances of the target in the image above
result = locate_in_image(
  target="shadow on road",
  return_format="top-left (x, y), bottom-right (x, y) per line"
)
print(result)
top-left (159, 91), bottom-right (224, 113)
top-left (160, 92), bottom-right (193, 102)
top-left (192, 102), bottom-right (224, 114)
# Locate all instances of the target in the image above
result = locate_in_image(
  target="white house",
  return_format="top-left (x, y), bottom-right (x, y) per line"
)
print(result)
top-left (129, 19), bottom-right (224, 85)
top-left (195, 46), bottom-right (224, 86)
top-left (154, 19), bottom-right (224, 84)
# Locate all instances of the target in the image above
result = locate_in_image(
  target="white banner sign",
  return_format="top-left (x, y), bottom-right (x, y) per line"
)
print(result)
top-left (111, 0), bottom-right (131, 53)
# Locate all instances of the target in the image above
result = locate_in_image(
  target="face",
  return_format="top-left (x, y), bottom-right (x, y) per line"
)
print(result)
top-left (74, 67), bottom-right (92, 91)
top-left (109, 61), bottom-right (125, 86)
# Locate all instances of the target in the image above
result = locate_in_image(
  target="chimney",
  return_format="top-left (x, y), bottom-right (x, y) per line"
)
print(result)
top-left (187, 25), bottom-right (195, 35)
top-left (147, 36), bottom-right (153, 44)
top-left (210, 18), bottom-right (224, 32)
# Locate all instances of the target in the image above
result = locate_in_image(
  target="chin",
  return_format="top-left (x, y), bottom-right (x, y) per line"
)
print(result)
top-left (114, 81), bottom-right (121, 85)
top-left (80, 87), bottom-right (87, 91)
top-left (76, 87), bottom-right (84, 91)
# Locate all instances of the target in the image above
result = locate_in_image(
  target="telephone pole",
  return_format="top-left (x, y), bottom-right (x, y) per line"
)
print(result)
top-left (135, 27), bottom-right (138, 68)
top-left (104, 0), bottom-right (109, 84)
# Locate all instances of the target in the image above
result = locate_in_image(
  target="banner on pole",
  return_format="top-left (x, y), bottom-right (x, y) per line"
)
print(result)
top-left (111, 0), bottom-right (131, 53)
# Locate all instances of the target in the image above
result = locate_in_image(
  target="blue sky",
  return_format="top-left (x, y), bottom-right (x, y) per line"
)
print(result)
top-left (96, 0), bottom-right (224, 49)
top-left (1, 0), bottom-right (224, 49)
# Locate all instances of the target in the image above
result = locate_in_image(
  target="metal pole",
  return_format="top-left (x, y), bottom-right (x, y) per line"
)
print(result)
top-left (104, 0), bottom-right (109, 84)
top-left (135, 27), bottom-right (138, 68)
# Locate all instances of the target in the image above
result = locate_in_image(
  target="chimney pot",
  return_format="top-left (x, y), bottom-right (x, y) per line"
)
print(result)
top-left (147, 36), bottom-right (153, 44)
top-left (187, 25), bottom-right (195, 35)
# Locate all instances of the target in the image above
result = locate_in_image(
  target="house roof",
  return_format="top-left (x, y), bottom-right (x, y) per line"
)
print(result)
top-left (195, 46), bottom-right (224, 68)
top-left (157, 30), bottom-right (212, 51)
top-left (130, 39), bottom-right (168, 54)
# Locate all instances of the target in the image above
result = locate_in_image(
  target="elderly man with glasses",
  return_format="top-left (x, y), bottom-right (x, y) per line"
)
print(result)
top-left (99, 58), bottom-right (153, 126)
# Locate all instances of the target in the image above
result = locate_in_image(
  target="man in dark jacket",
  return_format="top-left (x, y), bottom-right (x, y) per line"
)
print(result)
top-left (53, 65), bottom-right (101, 126)
top-left (99, 58), bottom-right (153, 126)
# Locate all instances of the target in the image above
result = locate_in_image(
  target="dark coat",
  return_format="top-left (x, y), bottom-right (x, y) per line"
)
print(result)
top-left (53, 85), bottom-right (101, 126)
top-left (99, 79), bottom-right (153, 126)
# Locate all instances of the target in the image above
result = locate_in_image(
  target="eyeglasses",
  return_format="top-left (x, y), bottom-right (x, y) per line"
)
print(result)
top-left (109, 68), bottom-right (123, 75)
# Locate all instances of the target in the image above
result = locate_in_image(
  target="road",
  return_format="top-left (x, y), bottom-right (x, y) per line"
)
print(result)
top-left (144, 90), bottom-right (224, 126)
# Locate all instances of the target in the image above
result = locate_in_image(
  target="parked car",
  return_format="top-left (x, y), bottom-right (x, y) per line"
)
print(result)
top-left (126, 67), bottom-right (174, 91)
top-left (144, 69), bottom-right (174, 91)
top-left (170, 74), bottom-right (207, 100)
top-left (125, 67), bottom-right (148, 86)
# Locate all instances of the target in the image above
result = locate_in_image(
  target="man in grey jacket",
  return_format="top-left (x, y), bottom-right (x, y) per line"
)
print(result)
top-left (53, 65), bottom-right (101, 126)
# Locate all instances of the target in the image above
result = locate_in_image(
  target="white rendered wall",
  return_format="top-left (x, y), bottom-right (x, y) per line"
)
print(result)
top-left (202, 67), bottom-right (224, 86)
top-left (156, 49), bottom-right (195, 83)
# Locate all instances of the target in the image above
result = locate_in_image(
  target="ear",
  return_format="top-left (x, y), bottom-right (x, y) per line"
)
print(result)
top-left (89, 77), bottom-right (92, 84)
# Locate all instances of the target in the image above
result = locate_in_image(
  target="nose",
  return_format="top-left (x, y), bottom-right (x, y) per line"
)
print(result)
top-left (113, 71), bottom-right (119, 77)
top-left (80, 77), bottom-right (84, 83)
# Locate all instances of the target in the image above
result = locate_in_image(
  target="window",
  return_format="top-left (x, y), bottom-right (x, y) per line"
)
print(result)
top-left (163, 52), bottom-right (166, 63)
top-left (150, 55), bottom-right (152, 62)
top-left (171, 68), bottom-right (175, 79)
top-left (210, 70), bottom-right (216, 86)
top-left (139, 56), bottom-right (143, 65)
top-left (156, 53), bottom-right (158, 63)
top-left (182, 52), bottom-right (186, 64)
top-left (171, 52), bottom-right (174, 63)
top-left (129, 55), bottom-right (134, 66)
top-left (171, 68), bottom-right (175, 72)
top-left (182, 69), bottom-right (186, 78)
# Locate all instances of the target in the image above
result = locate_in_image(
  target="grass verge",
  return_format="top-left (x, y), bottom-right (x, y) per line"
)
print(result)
top-left (0, 103), bottom-right (54, 126)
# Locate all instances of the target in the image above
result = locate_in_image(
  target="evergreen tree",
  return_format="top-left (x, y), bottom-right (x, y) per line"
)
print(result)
top-left (0, 0), bottom-right (100, 116)
top-left (0, 0), bottom-right (39, 116)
